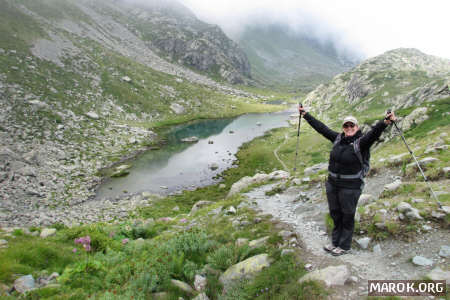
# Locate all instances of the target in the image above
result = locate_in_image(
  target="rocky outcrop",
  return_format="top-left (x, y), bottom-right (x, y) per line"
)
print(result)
top-left (110, 0), bottom-right (251, 84)
top-left (304, 48), bottom-right (450, 116)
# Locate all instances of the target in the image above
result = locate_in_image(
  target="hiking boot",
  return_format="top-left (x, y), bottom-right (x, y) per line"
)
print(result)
top-left (323, 244), bottom-right (336, 253)
top-left (331, 247), bottom-right (351, 256)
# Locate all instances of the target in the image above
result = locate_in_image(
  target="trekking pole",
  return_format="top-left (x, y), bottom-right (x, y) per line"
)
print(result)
top-left (293, 103), bottom-right (303, 173)
top-left (387, 110), bottom-right (442, 208)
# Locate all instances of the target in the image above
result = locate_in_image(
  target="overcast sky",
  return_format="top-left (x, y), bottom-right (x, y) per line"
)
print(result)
top-left (178, 0), bottom-right (450, 60)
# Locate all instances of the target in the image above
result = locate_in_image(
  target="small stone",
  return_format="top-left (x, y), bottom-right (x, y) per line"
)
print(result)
top-left (412, 256), bottom-right (433, 266)
top-left (225, 206), bottom-right (236, 215)
top-left (347, 276), bottom-right (359, 284)
top-left (304, 263), bottom-right (313, 271)
top-left (86, 111), bottom-right (99, 120)
top-left (0, 239), bottom-right (8, 247)
top-left (14, 275), bottom-right (35, 294)
top-left (356, 237), bottom-right (371, 249)
top-left (219, 184), bottom-right (226, 189)
top-left (438, 245), bottom-right (450, 258)
top-left (194, 275), bottom-right (207, 292)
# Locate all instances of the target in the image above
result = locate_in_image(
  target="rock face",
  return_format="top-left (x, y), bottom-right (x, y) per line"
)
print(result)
top-left (227, 170), bottom-right (289, 197)
top-left (219, 254), bottom-right (272, 286)
top-left (120, 0), bottom-right (251, 84)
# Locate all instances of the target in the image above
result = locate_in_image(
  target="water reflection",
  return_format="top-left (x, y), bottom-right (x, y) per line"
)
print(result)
top-left (96, 110), bottom-right (292, 199)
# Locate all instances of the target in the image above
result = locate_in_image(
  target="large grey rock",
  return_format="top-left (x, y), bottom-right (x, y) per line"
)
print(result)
top-left (14, 275), bottom-right (35, 294)
top-left (304, 163), bottom-right (328, 175)
top-left (439, 245), bottom-right (450, 258)
top-left (388, 153), bottom-right (409, 164)
top-left (298, 265), bottom-right (350, 287)
top-left (412, 256), bottom-right (433, 266)
top-left (427, 267), bottom-right (450, 282)
top-left (40, 228), bottom-right (57, 238)
top-left (219, 254), bottom-right (272, 286)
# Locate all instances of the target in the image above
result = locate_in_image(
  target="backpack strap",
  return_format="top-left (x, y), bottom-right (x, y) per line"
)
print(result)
top-left (353, 137), bottom-right (364, 167)
top-left (333, 133), bottom-right (342, 146)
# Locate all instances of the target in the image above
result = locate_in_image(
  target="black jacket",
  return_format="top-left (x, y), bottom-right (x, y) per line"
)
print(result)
top-left (303, 113), bottom-right (388, 189)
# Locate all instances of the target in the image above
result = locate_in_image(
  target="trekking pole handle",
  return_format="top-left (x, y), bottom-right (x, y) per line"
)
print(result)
top-left (385, 109), bottom-right (392, 121)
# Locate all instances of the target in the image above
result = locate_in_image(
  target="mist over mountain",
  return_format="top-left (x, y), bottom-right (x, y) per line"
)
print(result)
top-left (237, 23), bottom-right (360, 91)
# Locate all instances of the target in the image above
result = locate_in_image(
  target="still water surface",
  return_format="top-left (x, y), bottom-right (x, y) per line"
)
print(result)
top-left (96, 109), bottom-right (294, 199)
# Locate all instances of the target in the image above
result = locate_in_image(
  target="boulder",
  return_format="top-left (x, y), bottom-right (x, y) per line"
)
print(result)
top-left (227, 173), bottom-right (270, 197)
top-left (304, 163), bottom-right (328, 175)
top-left (268, 170), bottom-right (290, 180)
top-left (397, 202), bottom-right (422, 220)
top-left (384, 180), bottom-right (402, 191)
top-left (40, 228), bottom-right (57, 238)
top-left (298, 265), bottom-right (350, 287)
top-left (412, 256), bottom-right (433, 266)
top-left (14, 275), bottom-right (35, 294)
top-left (219, 254), bottom-right (272, 286)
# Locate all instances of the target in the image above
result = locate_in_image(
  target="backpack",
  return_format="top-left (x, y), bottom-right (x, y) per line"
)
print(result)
top-left (333, 133), bottom-right (370, 178)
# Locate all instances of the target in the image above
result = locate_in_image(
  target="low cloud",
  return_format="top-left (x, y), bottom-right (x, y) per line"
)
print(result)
top-left (179, 0), bottom-right (450, 60)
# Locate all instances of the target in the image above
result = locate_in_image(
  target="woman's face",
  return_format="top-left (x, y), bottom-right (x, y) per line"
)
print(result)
top-left (343, 122), bottom-right (359, 137)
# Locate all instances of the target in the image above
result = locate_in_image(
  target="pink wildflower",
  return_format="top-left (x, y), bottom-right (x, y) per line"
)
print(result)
top-left (122, 238), bottom-right (129, 245)
top-left (72, 248), bottom-right (77, 253)
top-left (179, 218), bottom-right (188, 223)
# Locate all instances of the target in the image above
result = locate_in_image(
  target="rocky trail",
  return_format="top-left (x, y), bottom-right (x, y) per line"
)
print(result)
top-left (243, 169), bottom-right (449, 299)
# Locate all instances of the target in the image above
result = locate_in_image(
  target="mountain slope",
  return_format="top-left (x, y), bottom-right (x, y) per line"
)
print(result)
top-left (304, 48), bottom-right (450, 121)
top-left (237, 25), bottom-right (358, 91)
top-left (0, 0), bottom-right (276, 224)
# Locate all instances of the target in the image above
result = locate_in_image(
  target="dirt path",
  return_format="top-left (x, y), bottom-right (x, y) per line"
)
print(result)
top-left (273, 133), bottom-right (289, 171)
top-left (244, 170), bottom-right (449, 299)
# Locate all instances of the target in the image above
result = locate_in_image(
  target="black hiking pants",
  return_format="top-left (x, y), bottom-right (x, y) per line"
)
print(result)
top-left (325, 181), bottom-right (362, 250)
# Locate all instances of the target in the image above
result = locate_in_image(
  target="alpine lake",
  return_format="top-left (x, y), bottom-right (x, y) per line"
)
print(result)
top-left (96, 108), bottom-right (295, 200)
